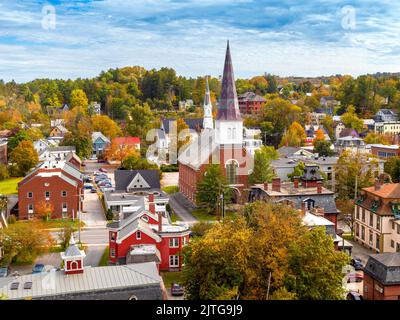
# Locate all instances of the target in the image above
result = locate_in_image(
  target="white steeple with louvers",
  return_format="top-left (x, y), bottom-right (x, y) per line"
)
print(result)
top-left (203, 76), bottom-right (214, 130)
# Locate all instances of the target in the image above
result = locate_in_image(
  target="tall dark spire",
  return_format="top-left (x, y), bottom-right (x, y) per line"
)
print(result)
top-left (216, 41), bottom-right (242, 121)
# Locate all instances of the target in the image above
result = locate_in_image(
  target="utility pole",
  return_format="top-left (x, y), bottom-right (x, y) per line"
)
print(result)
top-left (266, 272), bottom-right (272, 300)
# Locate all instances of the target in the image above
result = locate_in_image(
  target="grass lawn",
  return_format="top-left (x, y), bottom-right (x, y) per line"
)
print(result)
top-left (99, 247), bottom-right (109, 266)
top-left (16, 219), bottom-right (85, 230)
top-left (161, 185), bottom-right (179, 194)
top-left (191, 208), bottom-right (237, 222)
top-left (342, 234), bottom-right (354, 241)
top-left (0, 177), bottom-right (23, 195)
top-left (161, 271), bottom-right (185, 289)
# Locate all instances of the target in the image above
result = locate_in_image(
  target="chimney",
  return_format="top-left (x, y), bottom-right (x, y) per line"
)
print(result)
top-left (158, 212), bottom-right (162, 232)
top-left (293, 176), bottom-right (299, 188)
top-left (317, 181), bottom-right (322, 194)
top-left (301, 201), bottom-right (306, 215)
top-left (272, 178), bottom-right (281, 192)
top-left (374, 179), bottom-right (381, 191)
top-left (314, 207), bottom-right (325, 217)
top-left (148, 193), bottom-right (154, 203)
top-left (149, 203), bottom-right (155, 214)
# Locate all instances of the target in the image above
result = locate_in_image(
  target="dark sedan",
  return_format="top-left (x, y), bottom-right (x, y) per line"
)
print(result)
top-left (170, 283), bottom-right (184, 296)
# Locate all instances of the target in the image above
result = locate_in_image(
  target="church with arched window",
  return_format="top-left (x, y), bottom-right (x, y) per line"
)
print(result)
top-left (178, 42), bottom-right (252, 205)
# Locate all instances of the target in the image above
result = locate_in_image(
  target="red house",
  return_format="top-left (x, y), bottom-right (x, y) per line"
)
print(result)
top-left (107, 194), bottom-right (190, 271)
top-left (112, 136), bottom-right (141, 150)
top-left (17, 161), bottom-right (83, 220)
top-left (178, 41), bottom-right (253, 205)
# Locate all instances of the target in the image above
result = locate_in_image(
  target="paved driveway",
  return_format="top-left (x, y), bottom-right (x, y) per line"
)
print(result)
top-left (81, 189), bottom-right (107, 228)
top-left (169, 193), bottom-right (197, 225)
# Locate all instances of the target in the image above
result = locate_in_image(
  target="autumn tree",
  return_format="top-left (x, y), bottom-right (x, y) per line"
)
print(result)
top-left (7, 130), bottom-right (32, 153)
top-left (0, 223), bottom-right (53, 264)
top-left (286, 227), bottom-right (349, 300)
top-left (279, 121), bottom-right (306, 147)
top-left (9, 140), bottom-right (39, 176)
top-left (341, 105), bottom-right (364, 132)
top-left (35, 200), bottom-right (54, 221)
top-left (70, 89), bottom-right (88, 109)
top-left (364, 132), bottom-right (391, 145)
top-left (91, 114), bottom-right (122, 139)
top-left (384, 156), bottom-right (400, 183)
top-left (126, 103), bottom-right (154, 140)
top-left (314, 140), bottom-right (334, 157)
top-left (104, 141), bottom-right (140, 163)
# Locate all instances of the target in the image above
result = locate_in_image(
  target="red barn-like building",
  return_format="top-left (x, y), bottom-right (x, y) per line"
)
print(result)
top-left (17, 161), bottom-right (83, 220)
top-left (107, 194), bottom-right (190, 271)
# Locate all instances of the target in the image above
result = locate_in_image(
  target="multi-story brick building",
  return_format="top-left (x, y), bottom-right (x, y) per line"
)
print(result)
top-left (17, 161), bottom-right (83, 220)
top-left (354, 181), bottom-right (400, 253)
top-left (369, 144), bottom-right (400, 159)
top-left (238, 92), bottom-right (266, 115)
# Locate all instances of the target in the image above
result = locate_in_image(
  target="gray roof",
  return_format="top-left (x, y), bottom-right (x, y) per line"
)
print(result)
top-left (92, 131), bottom-right (110, 144)
top-left (364, 253), bottom-right (400, 285)
top-left (238, 92), bottom-right (266, 102)
top-left (161, 118), bottom-right (203, 134)
top-left (115, 169), bottom-right (160, 191)
top-left (0, 262), bottom-right (161, 300)
top-left (278, 146), bottom-right (303, 157)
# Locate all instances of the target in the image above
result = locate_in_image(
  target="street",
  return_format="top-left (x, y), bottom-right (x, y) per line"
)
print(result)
top-left (169, 193), bottom-right (198, 225)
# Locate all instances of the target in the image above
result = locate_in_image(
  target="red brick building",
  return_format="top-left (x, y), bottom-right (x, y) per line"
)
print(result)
top-left (178, 42), bottom-right (252, 204)
top-left (107, 194), bottom-right (190, 271)
top-left (17, 161), bottom-right (83, 220)
top-left (363, 253), bottom-right (400, 300)
top-left (370, 144), bottom-right (400, 159)
top-left (238, 92), bottom-right (266, 115)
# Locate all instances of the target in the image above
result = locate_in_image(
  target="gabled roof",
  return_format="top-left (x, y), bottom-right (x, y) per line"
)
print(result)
top-left (51, 125), bottom-right (68, 133)
top-left (92, 131), bottom-right (110, 144)
top-left (112, 136), bottom-right (140, 145)
top-left (238, 92), bottom-right (266, 102)
top-left (216, 41), bottom-right (242, 121)
top-left (161, 118), bottom-right (203, 134)
top-left (115, 169), bottom-right (160, 191)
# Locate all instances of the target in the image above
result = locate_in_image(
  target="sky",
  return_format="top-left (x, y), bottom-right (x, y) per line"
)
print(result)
top-left (1, 0), bottom-right (400, 82)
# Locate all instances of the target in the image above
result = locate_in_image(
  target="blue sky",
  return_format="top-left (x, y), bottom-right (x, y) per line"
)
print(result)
top-left (1, 0), bottom-right (400, 82)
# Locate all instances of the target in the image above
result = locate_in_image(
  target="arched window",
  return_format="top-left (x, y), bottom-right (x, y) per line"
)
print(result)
top-left (226, 160), bottom-right (238, 185)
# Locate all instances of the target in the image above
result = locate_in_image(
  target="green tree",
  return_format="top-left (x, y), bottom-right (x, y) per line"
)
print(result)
top-left (341, 105), bottom-right (364, 132)
top-left (314, 140), bottom-right (334, 157)
top-left (9, 140), bottom-right (39, 176)
top-left (70, 89), bottom-right (88, 109)
top-left (384, 156), bottom-right (400, 183)
top-left (286, 227), bottom-right (349, 300)
top-left (126, 103), bottom-right (154, 139)
top-left (196, 165), bottom-right (228, 214)
top-left (336, 150), bottom-right (377, 199)
top-left (249, 146), bottom-right (277, 184)
top-left (61, 132), bottom-right (92, 159)
top-left (7, 130), bottom-right (32, 153)
top-left (288, 161), bottom-right (305, 181)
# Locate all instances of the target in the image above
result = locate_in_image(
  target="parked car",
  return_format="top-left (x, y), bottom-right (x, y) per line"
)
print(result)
top-left (0, 266), bottom-right (10, 278)
top-left (97, 158), bottom-right (106, 163)
top-left (97, 178), bottom-right (111, 187)
top-left (347, 273), bottom-right (363, 283)
top-left (346, 291), bottom-right (363, 300)
top-left (351, 258), bottom-right (364, 271)
top-left (95, 176), bottom-right (108, 184)
top-left (32, 264), bottom-right (45, 274)
top-left (84, 183), bottom-right (93, 189)
top-left (83, 175), bottom-right (92, 183)
top-left (99, 167), bottom-right (108, 173)
top-left (170, 283), bottom-right (184, 296)
top-left (90, 187), bottom-right (97, 193)
top-left (93, 171), bottom-right (105, 176)
top-left (100, 187), bottom-right (115, 193)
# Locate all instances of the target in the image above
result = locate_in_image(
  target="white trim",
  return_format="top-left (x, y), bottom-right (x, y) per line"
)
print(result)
top-left (169, 255), bottom-right (179, 267)
top-left (126, 173), bottom-right (150, 191)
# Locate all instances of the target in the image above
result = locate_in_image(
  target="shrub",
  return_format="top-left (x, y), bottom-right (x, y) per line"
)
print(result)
top-left (0, 164), bottom-right (9, 181)
top-left (106, 209), bottom-right (114, 221)
top-left (7, 215), bottom-right (16, 224)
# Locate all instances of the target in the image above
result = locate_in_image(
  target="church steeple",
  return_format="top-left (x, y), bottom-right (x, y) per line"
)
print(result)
top-left (216, 40), bottom-right (242, 121)
top-left (215, 41), bottom-right (243, 146)
top-left (203, 76), bottom-right (213, 130)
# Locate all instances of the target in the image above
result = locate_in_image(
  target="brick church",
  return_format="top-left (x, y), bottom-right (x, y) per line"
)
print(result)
top-left (178, 42), bottom-right (252, 204)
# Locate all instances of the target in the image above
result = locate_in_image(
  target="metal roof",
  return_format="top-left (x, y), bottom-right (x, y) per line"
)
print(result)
top-left (0, 262), bottom-right (161, 300)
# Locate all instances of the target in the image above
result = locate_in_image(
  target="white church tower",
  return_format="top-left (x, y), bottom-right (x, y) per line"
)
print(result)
top-left (203, 76), bottom-right (214, 130)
